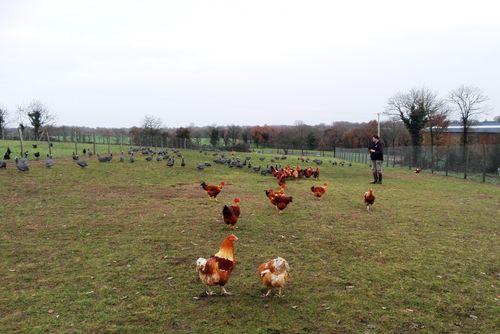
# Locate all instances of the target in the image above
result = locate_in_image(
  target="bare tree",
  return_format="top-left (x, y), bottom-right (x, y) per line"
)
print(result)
top-left (22, 100), bottom-right (55, 140)
top-left (381, 118), bottom-right (409, 148)
top-left (221, 127), bottom-right (231, 147)
top-left (448, 85), bottom-right (489, 178)
top-left (294, 120), bottom-right (307, 154)
top-left (209, 127), bottom-right (219, 148)
top-left (142, 115), bottom-right (162, 147)
top-left (386, 87), bottom-right (444, 165)
top-left (227, 124), bottom-right (241, 145)
top-left (0, 107), bottom-right (8, 140)
top-left (448, 85), bottom-right (489, 148)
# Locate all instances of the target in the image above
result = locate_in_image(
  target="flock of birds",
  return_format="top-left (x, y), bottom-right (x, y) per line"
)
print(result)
top-left (2, 145), bottom-right (381, 297)
top-left (193, 153), bottom-right (378, 297)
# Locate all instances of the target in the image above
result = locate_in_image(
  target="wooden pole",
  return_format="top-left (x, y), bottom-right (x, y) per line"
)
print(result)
top-left (107, 136), bottom-right (111, 154)
top-left (73, 131), bottom-right (78, 154)
top-left (408, 147), bottom-right (412, 170)
top-left (120, 134), bottom-right (123, 152)
top-left (93, 132), bottom-right (96, 156)
top-left (482, 144), bottom-right (486, 182)
top-left (45, 129), bottom-right (52, 156)
top-left (392, 147), bottom-right (395, 167)
top-left (18, 127), bottom-right (24, 156)
top-left (445, 145), bottom-right (449, 176)
top-left (430, 145), bottom-right (434, 174)
top-left (464, 145), bottom-right (469, 179)
top-left (386, 147), bottom-right (389, 167)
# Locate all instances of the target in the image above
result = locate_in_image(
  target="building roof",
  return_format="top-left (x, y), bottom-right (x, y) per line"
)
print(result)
top-left (425, 122), bottom-right (500, 134)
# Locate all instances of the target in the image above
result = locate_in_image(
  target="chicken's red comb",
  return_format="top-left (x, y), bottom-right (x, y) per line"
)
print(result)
top-left (234, 198), bottom-right (240, 203)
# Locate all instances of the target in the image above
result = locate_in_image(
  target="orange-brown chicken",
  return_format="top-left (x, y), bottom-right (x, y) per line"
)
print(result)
top-left (222, 198), bottom-right (241, 229)
top-left (311, 183), bottom-right (328, 198)
top-left (201, 181), bottom-right (225, 200)
top-left (364, 188), bottom-right (375, 211)
top-left (258, 257), bottom-right (290, 297)
top-left (265, 188), bottom-right (293, 213)
top-left (304, 167), bottom-right (313, 178)
top-left (196, 234), bottom-right (238, 295)
top-left (265, 186), bottom-right (286, 205)
top-left (274, 195), bottom-right (293, 213)
top-left (312, 166), bottom-right (320, 178)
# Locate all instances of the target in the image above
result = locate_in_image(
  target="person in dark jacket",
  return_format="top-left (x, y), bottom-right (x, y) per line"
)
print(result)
top-left (368, 135), bottom-right (383, 184)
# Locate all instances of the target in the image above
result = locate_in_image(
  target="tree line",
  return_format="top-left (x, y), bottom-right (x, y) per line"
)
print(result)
top-left (1, 85), bottom-right (496, 157)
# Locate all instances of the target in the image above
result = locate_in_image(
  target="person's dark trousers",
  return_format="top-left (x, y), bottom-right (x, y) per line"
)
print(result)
top-left (371, 160), bottom-right (382, 184)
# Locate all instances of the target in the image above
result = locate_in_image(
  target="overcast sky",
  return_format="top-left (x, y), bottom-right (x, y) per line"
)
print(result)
top-left (1, 0), bottom-right (499, 128)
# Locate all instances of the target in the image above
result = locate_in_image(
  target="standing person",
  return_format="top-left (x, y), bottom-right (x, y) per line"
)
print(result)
top-left (368, 135), bottom-right (383, 184)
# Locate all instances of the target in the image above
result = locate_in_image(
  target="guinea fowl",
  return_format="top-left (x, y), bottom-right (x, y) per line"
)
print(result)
top-left (15, 157), bottom-right (29, 172)
top-left (0, 160), bottom-right (6, 168)
top-left (119, 152), bottom-right (125, 162)
top-left (4, 149), bottom-right (11, 160)
top-left (196, 163), bottom-right (206, 171)
top-left (181, 157), bottom-right (185, 167)
top-left (97, 153), bottom-right (113, 162)
top-left (34, 152), bottom-right (40, 160)
top-left (129, 152), bottom-right (136, 163)
top-left (145, 155), bottom-right (153, 162)
top-left (76, 159), bottom-right (88, 168)
top-left (156, 154), bottom-right (164, 161)
top-left (252, 165), bottom-right (261, 173)
top-left (72, 152), bottom-right (79, 161)
top-left (167, 158), bottom-right (175, 167)
top-left (45, 154), bottom-right (54, 168)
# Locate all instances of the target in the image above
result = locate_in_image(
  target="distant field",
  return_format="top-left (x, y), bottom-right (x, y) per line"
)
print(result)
top-left (1, 147), bottom-right (499, 333)
top-left (0, 139), bottom-right (128, 157)
top-left (51, 135), bottom-right (132, 146)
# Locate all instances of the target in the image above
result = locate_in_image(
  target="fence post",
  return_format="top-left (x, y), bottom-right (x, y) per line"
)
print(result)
top-left (18, 127), bottom-right (24, 156)
top-left (445, 145), bottom-right (449, 176)
top-left (93, 132), bottom-right (96, 155)
top-left (464, 146), bottom-right (469, 179)
top-left (430, 145), bottom-right (434, 174)
top-left (482, 144), bottom-right (486, 182)
top-left (45, 129), bottom-right (52, 156)
top-left (73, 131), bottom-right (78, 154)
top-left (408, 147), bottom-right (412, 170)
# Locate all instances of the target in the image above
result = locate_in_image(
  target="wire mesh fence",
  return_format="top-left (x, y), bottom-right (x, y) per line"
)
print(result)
top-left (333, 144), bottom-right (500, 184)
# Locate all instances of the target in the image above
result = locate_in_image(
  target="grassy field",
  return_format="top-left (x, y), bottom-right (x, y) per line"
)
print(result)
top-left (1, 146), bottom-right (499, 333)
top-left (0, 139), bottom-right (127, 158)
